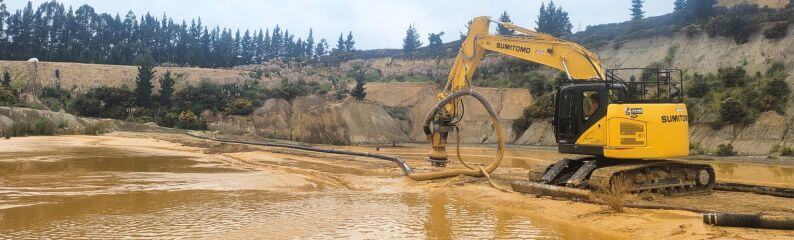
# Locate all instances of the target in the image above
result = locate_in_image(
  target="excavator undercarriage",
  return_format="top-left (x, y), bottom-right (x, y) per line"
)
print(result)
top-left (534, 157), bottom-right (716, 194)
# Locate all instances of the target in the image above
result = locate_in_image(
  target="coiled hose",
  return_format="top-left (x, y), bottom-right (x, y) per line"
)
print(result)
top-left (412, 88), bottom-right (505, 181)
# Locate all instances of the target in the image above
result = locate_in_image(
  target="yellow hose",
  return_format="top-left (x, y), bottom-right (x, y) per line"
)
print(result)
top-left (410, 88), bottom-right (505, 181)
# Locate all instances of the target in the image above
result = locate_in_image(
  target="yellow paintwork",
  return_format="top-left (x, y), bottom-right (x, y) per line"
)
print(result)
top-left (576, 103), bottom-right (690, 159)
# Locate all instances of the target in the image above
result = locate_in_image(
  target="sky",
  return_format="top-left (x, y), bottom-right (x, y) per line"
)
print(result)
top-left (4, 0), bottom-right (675, 50)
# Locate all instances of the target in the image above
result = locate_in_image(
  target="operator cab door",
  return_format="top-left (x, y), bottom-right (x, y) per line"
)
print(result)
top-left (554, 84), bottom-right (608, 155)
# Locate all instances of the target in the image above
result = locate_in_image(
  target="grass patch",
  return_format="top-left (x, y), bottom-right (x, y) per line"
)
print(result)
top-left (593, 174), bottom-right (633, 213)
top-left (83, 121), bottom-right (113, 135)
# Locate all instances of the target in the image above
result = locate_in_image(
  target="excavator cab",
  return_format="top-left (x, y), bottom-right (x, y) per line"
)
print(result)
top-left (554, 82), bottom-right (616, 155)
top-left (553, 68), bottom-right (689, 159)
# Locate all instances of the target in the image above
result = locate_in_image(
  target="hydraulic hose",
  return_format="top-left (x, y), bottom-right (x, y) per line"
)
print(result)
top-left (413, 88), bottom-right (505, 181)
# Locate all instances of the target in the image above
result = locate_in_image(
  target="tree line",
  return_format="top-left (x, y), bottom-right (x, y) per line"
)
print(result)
top-left (0, 0), bottom-right (359, 67)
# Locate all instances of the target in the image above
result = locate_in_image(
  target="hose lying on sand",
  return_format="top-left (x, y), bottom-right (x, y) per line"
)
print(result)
top-left (704, 212), bottom-right (794, 230)
top-left (188, 88), bottom-right (504, 182)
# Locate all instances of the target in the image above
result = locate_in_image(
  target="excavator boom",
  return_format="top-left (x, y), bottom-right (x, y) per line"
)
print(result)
top-left (444, 16), bottom-right (605, 93)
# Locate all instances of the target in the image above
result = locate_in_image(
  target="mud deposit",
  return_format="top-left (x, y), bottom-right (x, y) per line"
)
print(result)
top-left (0, 136), bottom-right (606, 239)
top-left (2, 134), bottom-right (793, 239)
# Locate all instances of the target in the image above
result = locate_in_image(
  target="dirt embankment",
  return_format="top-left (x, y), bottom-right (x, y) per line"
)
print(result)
top-left (208, 82), bottom-right (534, 145)
top-left (0, 60), bottom-right (254, 94)
top-left (0, 106), bottom-right (174, 136)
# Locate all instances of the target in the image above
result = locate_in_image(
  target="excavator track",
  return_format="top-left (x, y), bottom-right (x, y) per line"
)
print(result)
top-left (538, 158), bottom-right (715, 195)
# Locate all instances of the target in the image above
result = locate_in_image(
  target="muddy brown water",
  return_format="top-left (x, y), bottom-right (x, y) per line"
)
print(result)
top-left (0, 137), bottom-right (611, 239)
top-left (3, 136), bottom-right (792, 239)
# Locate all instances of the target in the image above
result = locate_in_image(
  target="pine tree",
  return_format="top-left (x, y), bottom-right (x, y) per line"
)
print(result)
top-left (351, 71), bottom-right (367, 101)
top-left (315, 39), bottom-right (328, 57)
top-left (262, 29), bottom-right (271, 60)
top-left (0, 1), bottom-right (326, 67)
top-left (535, 1), bottom-right (573, 38)
top-left (497, 11), bottom-right (514, 35)
top-left (1, 70), bottom-right (10, 87)
top-left (240, 30), bottom-right (252, 64)
top-left (631, 0), bottom-right (645, 20)
top-left (334, 33), bottom-right (345, 53)
top-left (427, 32), bottom-right (444, 53)
top-left (159, 70), bottom-right (175, 108)
top-left (271, 25), bottom-right (282, 57)
top-left (135, 59), bottom-right (155, 108)
top-left (305, 28), bottom-right (314, 59)
top-left (344, 31), bottom-right (355, 52)
top-left (0, 0), bottom-right (8, 50)
top-left (674, 0), bottom-right (688, 12)
top-left (402, 24), bottom-right (422, 57)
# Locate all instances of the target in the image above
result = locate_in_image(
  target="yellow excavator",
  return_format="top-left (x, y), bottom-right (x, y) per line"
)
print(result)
top-left (424, 16), bottom-right (715, 193)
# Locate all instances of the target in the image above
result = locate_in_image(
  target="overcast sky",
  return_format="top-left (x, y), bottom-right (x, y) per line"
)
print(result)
top-left (5, 0), bottom-right (675, 49)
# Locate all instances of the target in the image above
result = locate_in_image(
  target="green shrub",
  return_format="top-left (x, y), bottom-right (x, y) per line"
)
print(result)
top-left (177, 111), bottom-right (205, 130)
top-left (333, 88), bottom-right (349, 100)
top-left (272, 79), bottom-right (308, 101)
top-left (512, 95), bottom-right (555, 136)
top-left (682, 24), bottom-right (701, 38)
top-left (0, 87), bottom-right (17, 106)
top-left (68, 86), bottom-right (135, 119)
top-left (83, 121), bottom-right (112, 135)
top-left (719, 98), bottom-right (749, 125)
top-left (158, 112), bottom-right (179, 128)
top-left (760, 78), bottom-right (791, 113)
top-left (528, 76), bottom-right (549, 97)
top-left (703, 4), bottom-right (760, 44)
top-left (687, 74), bottom-right (709, 98)
top-left (766, 62), bottom-right (788, 79)
top-left (715, 143), bottom-right (736, 156)
top-left (764, 21), bottom-right (789, 39)
top-left (782, 146), bottom-right (794, 156)
top-left (9, 122), bottom-right (29, 137)
top-left (717, 66), bottom-right (747, 87)
top-left (225, 99), bottom-right (255, 115)
top-left (31, 118), bottom-right (56, 136)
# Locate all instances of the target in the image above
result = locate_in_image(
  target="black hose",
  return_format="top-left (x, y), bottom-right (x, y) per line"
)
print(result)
top-left (184, 133), bottom-right (416, 174)
top-left (704, 212), bottom-right (794, 230)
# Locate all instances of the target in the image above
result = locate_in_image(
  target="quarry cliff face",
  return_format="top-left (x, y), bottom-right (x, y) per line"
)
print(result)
top-left (208, 82), bottom-right (533, 145)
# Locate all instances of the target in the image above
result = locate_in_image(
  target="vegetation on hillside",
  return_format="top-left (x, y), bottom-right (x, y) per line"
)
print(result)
top-left (574, 0), bottom-right (794, 48)
top-left (685, 63), bottom-right (791, 128)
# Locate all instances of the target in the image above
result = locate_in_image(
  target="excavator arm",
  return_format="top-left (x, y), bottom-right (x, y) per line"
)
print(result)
top-left (444, 16), bottom-right (605, 93)
top-left (427, 16), bottom-right (606, 165)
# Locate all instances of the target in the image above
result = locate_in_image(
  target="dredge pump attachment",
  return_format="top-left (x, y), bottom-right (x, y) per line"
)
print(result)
top-left (423, 89), bottom-right (505, 174)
